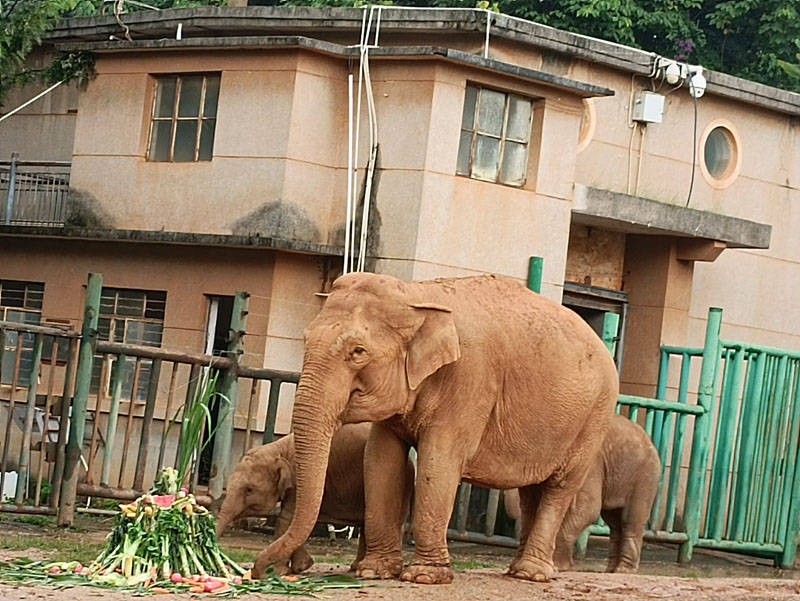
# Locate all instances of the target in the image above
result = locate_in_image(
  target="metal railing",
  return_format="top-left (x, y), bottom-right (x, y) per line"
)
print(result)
top-left (0, 154), bottom-right (71, 226)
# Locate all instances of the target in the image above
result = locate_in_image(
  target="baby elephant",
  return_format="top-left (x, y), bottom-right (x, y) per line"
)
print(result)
top-left (215, 422), bottom-right (414, 574)
top-left (505, 414), bottom-right (660, 573)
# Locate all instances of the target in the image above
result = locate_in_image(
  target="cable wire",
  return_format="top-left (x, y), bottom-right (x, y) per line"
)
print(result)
top-left (686, 77), bottom-right (699, 207)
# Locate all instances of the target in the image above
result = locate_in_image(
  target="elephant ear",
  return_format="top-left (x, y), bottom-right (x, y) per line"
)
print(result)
top-left (405, 302), bottom-right (461, 391)
top-left (276, 459), bottom-right (294, 498)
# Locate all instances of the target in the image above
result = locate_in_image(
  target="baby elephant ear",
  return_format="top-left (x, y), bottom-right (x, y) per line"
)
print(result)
top-left (405, 303), bottom-right (461, 391)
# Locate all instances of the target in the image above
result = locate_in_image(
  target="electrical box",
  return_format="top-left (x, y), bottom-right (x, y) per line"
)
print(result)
top-left (632, 91), bottom-right (665, 124)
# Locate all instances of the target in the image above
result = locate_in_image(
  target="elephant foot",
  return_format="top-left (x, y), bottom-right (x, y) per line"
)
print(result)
top-left (354, 554), bottom-right (403, 580)
top-left (608, 562), bottom-right (638, 574)
top-left (290, 549), bottom-right (314, 574)
top-left (252, 557), bottom-right (290, 579)
top-left (400, 563), bottom-right (454, 585)
top-left (508, 556), bottom-right (556, 582)
top-left (554, 558), bottom-right (574, 573)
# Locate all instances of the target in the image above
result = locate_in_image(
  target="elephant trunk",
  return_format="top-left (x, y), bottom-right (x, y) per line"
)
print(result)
top-left (253, 363), bottom-right (345, 577)
top-left (215, 511), bottom-right (232, 537)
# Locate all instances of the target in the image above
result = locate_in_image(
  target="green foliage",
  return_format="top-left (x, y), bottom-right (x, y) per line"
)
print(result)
top-left (0, 0), bottom-right (226, 106)
top-left (332, 0), bottom-right (800, 91)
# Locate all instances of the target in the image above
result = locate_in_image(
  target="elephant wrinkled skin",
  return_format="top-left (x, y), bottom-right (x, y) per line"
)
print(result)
top-left (253, 273), bottom-right (619, 584)
top-left (214, 423), bottom-right (413, 574)
top-left (505, 414), bottom-right (661, 573)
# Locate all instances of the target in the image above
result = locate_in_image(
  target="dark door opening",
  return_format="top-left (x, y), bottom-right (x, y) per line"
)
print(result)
top-left (562, 282), bottom-right (627, 370)
top-left (197, 295), bottom-right (234, 485)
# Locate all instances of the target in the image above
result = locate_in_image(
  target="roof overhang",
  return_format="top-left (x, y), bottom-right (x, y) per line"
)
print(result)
top-left (47, 6), bottom-right (800, 117)
top-left (572, 185), bottom-right (771, 252)
top-left (57, 35), bottom-right (613, 99)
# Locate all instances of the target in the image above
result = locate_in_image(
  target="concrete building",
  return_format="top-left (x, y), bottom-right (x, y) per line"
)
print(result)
top-left (0, 7), bottom-right (795, 475)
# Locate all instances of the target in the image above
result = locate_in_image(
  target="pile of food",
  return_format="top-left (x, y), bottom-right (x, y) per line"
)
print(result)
top-left (87, 468), bottom-right (245, 591)
top-left (0, 468), bottom-right (361, 595)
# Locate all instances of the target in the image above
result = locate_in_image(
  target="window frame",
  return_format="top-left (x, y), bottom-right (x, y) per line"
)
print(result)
top-left (147, 73), bottom-right (220, 163)
top-left (0, 280), bottom-right (44, 387)
top-left (456, 83), bottom-right (535, 187)
top-left (699, 119), bottom-right (741, 190)
top-left (93, 287), bottom-right (166, 402)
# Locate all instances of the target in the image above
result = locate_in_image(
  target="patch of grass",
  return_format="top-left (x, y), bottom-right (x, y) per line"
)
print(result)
top-left (220, 547), bottom-right (257, 565)
top-left (312, 555), bottom-right (354, 565)
top-left (0, 536), bottom-right (105, 566)
top-left (0, 514), bottom-right (55, 527)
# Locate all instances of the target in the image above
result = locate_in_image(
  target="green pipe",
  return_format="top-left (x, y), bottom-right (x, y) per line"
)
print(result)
top-left (746, 356), bottom-right (774, 541)
top-left (766, 356), bottom-right (791, 543)
top-left (719, 340), bottom-right (800, 360)
top-left (50, 338), bottom-right (77, 510)
top-left (101, 355), bottom-right (127, 487)
top-left (707, 347), bottom-right (745, 540)
top-left (15, 333), bottom-right (44, 504)
top-left (727, 352), bottom-right (757, 538)
top-left (660, 353), bottom-right (693, 526)
top-left (679, 307), bottom-right (722, 563)
top-left (660, 345), bottom-right (704, 356)
top-left (780, 361), bottom-right (800, 567)
top-left (134, 359), bottom-right (162, 491)
top-left (618, 394), bottom-right (704, 415)
top-left (58, 273), bottom-right (103, 527)
top-left (656, 350), bottom-right (670, 400)
top-left (526, 256), bottom-right (543, 294)
top-left (777, 361), bottom-right (800, 565)
top-left (649, 349), bottom-right (678, 530)
top-left (756, 356), bottom-right (787, 544)
top-left (208, 291), bottom-right (249, 499)
top-left (695, 539), bottom-right (783, 553)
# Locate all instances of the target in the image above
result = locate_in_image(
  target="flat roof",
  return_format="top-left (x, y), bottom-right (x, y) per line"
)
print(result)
top-left (47, 6), bottom-right (800, 117)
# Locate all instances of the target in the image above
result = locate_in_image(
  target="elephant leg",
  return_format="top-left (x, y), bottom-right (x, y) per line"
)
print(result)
top-left (513, 486), bottom-right (541, 560)
top-left (399, 434), bottom-right (463, 585)
top-left (354, 423), bottom-right (410, 580)
top-left (508, 472), bottom-right (587, 582)
top-left (349, 529), bottom-right (367, 572)
top-left (602, 508), bottom-right (623, 572)
top-left (553, 479), bottom-right (602, 573)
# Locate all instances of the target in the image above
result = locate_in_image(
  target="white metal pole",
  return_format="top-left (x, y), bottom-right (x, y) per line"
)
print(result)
top-left (344, 73), bottom-right (354, 275)
top-left (0, 81), bottom-right (64, 125)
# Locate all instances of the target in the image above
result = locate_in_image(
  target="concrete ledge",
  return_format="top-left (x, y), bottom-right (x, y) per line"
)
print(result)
top-left (572, 185), bottom-right (771, 250)
top-left (0, 225), bottom-right (344, 256)
top-left (58, 36), bottom-right (613, 98)
top-left (47, 6), bottom-right (800, 117)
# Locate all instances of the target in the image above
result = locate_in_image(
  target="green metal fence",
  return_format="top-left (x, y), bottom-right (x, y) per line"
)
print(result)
top-left (2, 270), bottom-right (799, 568)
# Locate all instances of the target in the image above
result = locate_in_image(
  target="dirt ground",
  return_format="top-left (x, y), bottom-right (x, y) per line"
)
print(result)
top-left (1, 517), bottom-right (799, 600)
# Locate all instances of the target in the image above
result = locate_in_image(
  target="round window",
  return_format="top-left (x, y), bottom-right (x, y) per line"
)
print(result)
top-left (701, 123), bottom-right (740, 188)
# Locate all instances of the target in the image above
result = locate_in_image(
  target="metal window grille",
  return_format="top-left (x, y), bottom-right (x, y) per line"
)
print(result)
top-left (92, 288), bottom-right (166, 401)
top-left (147, 73), bottom-right (220, 162)
top-left (456, 84), bottom-right (533, 186)
top-left (0, 280), bottom-right (44, 386)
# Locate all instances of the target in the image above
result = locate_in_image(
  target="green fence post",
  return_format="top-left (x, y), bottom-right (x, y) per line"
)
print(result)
top-left (58, 273), bottom-right (102, 526)
top-left (780, 360), bottom-right (800, 568)
top-left (602, 312), bottom-right (620, 356)
top-left (527, 256), bottom-right (543, 294)
top-left (208, 291), bottom-right (249, 499)
top-left (679, 307), bottom-right (722, 563)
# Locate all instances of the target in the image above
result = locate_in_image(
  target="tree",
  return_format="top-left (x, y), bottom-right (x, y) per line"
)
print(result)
top-left (0, 0), bottom-right (225, 106)
top-left (289, 0), bottom-right (800, 91)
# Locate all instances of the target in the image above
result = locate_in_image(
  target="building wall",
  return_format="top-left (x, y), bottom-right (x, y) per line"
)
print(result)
top-left (0, 52), bottom-right (79, 163)
top-left (570, 61), bottom-right (800, 355)
top-left (69, 49), bottom-right (349, 244)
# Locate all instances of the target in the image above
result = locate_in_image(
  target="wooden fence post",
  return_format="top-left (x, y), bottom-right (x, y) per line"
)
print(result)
top-left (58, 273), bottom-right (102, 526)
top-left (208, 291), bottom-right (249, 499)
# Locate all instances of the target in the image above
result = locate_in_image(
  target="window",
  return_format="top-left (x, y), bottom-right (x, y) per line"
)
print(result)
top-left (456, 84), bottom-right (533, 186)
top-left (92, 288), bottom-right (166, 401)
top-left (700, 121), bottom-right (741, 189)
top-left (148, 73), bottom-right (220, 162)
top-left (0, 280), bottom-right (44, 386)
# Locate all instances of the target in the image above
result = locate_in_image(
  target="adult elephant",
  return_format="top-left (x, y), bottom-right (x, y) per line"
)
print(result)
top-left (252, 272), bottom-right (618, 584)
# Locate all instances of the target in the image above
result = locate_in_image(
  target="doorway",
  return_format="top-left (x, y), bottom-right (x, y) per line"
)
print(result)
top-left (197, 295), bottom-right (234, 485)
top-left (561, 282), bottom-right (627, 369)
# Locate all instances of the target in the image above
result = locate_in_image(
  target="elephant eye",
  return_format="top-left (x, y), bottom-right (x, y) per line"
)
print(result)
top-left (349, 346), bottom-right (368, 361)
